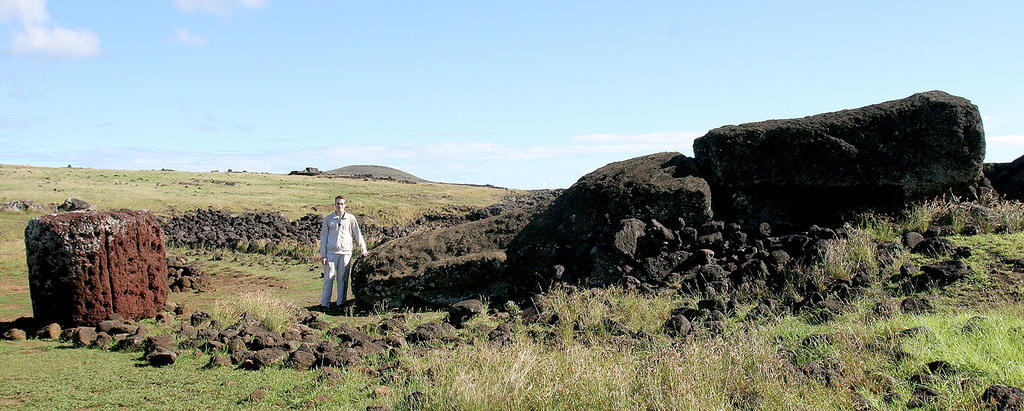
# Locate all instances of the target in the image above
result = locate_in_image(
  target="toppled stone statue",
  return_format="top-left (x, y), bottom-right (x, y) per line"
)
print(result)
top-left (694, 90), bottom-right (985, 224)
top-left (24, 210), bottom-right (169, 326)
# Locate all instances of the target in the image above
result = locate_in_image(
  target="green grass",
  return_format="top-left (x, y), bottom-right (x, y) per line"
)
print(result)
top-left (0, 339), bottom-right (390, 410)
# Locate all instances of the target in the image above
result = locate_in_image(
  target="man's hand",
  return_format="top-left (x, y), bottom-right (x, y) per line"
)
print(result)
top-left (361, 250), bottom-right (369, 257)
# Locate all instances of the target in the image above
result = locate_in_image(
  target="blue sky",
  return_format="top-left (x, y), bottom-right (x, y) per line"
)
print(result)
top-left (1, 1), bottom-right (1022, 189)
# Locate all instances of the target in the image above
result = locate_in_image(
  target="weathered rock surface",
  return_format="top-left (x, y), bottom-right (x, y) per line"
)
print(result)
top-left (506, 152), bottom-right (713, 291)
top-left (693, 91), bottom-right (985, 224)
top-left (982, 384), bottom-right (1024, 410)
top-left (57, 198), bottom-right (93, 212)
top-left (25, 210), bottom-right (168, 326)
top-left (352, 206), bottom-right (546, 309)
top-left (985, 154), bottom-right (1024, 201)
top-left (447, 299), bottom-right (484, 328)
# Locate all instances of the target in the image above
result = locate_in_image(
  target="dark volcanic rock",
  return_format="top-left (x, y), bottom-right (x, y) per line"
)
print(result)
top-left (24, 210), bottom-right (168, 326)
top-left (986, 154), bottom-right (1024, 201)
top-left (913, 260), bottom-right (970, 290)
top-left (912, 237), bottom-right (956, 256)
top-left (506, 152), bottom-right (712, 292)
top-left (57, 198), bottom-right (93, 212)
top-left (352, 205), bottom-right (547, 309)
top-left (407, 322), bottom-right (451, 344)
top-left (693, 91), bottom-right (985, 224)
top-left (447, 299), bottom-right (484, 328)
top-left (146, 348), bottom-right (177, 366)
top-left (981, 384), bottom-right (1024, 410)
top-left (900, 297), bottom-right (934, 314)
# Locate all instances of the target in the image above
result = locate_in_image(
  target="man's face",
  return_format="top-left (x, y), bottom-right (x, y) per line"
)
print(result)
top-left (335, 199), bottom-right (346, 214)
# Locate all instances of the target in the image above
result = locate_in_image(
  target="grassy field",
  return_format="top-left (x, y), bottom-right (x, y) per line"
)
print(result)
top-left (0, 164), bottom-right (508, 222)
top-left (1, 165), bottom-right (1023, 410)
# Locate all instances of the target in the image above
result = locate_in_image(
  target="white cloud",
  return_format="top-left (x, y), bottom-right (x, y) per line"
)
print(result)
top-left (170, 28), bottom-right (204, 46)
top-left (174, 0), bottom-right (268, 16)
top-left (1, 0), bottom-right (101, 59)
top-left (570, 130), bottom-right (704, 145)
top-left (0, 0), bottom-right (47, 24)
top-left (987, 135), bottom-right (1024, 146)
top-left (986, 134), bottom-right (1024, 163)
top-left (9, 24), bottom-right (100, 58)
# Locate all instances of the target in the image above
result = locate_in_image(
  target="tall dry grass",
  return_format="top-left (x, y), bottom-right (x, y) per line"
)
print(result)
top-left (211, 289), bottom-right (300, 332)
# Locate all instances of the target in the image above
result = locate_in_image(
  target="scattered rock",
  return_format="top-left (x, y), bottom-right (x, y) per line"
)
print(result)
top-left (207, 355), bottom-right (231, 367)
top-left (1, 200), bottom-right (46, 213)
top-left (981, 384), bottom-right (1024, 410)
top-left (907, 385), bottom-right (940, 408)
top-left (73, 327), bottom-right (98, 346)
top-left (372, 385), bottom-right (392, 399)
top-left (57, 197), bottom-right (93, 212)
top-left (248, 389), bottom-right (267, 402)
top-left (900, 297), bottom-right (934, 314)
top-left (912, 238), bottom-right (956, 256)
top-left (146, 348), bottom-right (177, 366)
top-left (319, 367), bottom-right (345, 383)
top-left (3, 328), bottom-right (26, 341)
top-left (407, 323), bottom-right (449, 344)
top-left (662, 314), bottom-right (692, 338)
top-left (487, 324), bottom-right (514, 346)
top-left (35, 323), bottom-right (61, 340)
top-left (447, 299), bottom-right (484, 328)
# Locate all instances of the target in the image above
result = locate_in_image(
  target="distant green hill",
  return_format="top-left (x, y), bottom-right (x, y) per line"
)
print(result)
top-left (323, 165), bottom-right (428, 183)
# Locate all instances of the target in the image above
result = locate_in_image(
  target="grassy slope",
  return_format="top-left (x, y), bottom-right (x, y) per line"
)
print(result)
top-left (1, 165), bottom-right (1023, 410)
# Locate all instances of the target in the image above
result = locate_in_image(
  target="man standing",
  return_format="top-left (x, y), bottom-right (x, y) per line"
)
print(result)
top-left (319, 195), bottom-right (368, 310)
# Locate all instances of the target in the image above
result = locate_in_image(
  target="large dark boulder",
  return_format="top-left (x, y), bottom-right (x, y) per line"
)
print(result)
top-left (693, 91), bottom-right (985, 224)
top-left (505, 152), bottom-right (712, 291)
top-left (352, 205), bottom-right (547, 310)
top-left (25, 210), bottom-right (169, 326)
top-left (986, 154), bottom-right (1024, 201)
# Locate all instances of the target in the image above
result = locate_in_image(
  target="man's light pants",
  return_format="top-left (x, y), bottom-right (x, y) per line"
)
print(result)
top-left (321, 253), bottom-right (352, 307)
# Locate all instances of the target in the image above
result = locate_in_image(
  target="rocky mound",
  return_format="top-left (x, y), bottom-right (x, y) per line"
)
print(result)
top-left (694, 90), bottom-right (986, 224)
top-left (505, 152), bottom-right (713, 290)
top-left (352, 205), bottom-right (548, 309)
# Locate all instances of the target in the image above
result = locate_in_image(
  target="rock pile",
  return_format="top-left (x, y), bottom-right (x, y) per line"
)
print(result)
top-left (24, 210), bottom-right (168, 326)
top-left (506, 152), bottom-right (713, 290)
top-left (352, 205), bottom-right (550, 309)
top-left (166, 256), bottom-right (209, 293)
top-left (160, 210), bottom-right (321, 250)
top-left (1, 200), bottom-right (47, 213)
top-left (158, 190), bottom-right (561, 254)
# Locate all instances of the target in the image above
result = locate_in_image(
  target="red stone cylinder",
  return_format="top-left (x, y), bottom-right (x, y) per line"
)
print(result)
top-left (25, 210), bottom-right (168, 326)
